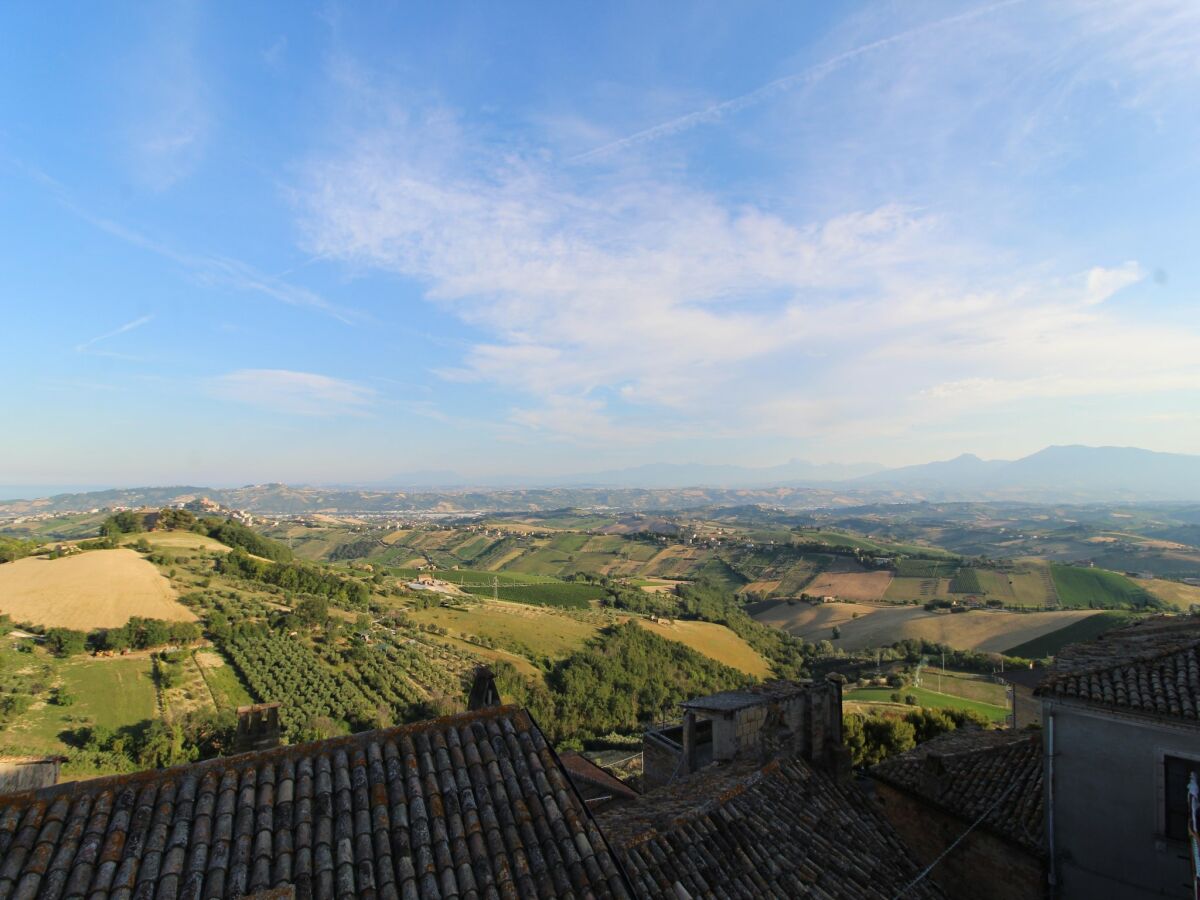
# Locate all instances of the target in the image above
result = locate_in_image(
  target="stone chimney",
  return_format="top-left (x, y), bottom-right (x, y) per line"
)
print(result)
top-left (235, 703), bottom-right (282, 753)
top-left (467, 666), bottom-right (501, 711)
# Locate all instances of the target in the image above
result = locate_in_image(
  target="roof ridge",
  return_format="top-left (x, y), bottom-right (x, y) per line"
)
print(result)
top-left (1037, 637), bottom-right (1200, 693)
top-left (1, 703), bottom-right (529, 807)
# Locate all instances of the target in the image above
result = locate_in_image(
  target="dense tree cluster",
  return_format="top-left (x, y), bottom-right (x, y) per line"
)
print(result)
top-left (216, 549), bottom-right (370, 608)
top-left (197, 517), bottom-right (292, 561)
top-left (843, 706), bottom-right (991, 767)
top-left (515, 621), bottom-right (752, 742)
top-left (0, 536), bottom-right (40, 563)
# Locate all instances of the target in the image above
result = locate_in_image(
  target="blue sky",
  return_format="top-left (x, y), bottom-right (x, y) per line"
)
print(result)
top-left (2, 1), bottom-right (1199, 488)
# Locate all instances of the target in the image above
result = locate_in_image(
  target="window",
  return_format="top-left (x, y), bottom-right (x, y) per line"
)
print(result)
top-left (1164, 755), bottom-right (1199, 841)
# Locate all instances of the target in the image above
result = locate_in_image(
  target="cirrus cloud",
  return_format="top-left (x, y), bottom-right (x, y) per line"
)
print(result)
top-left (208, 369), bottom-right (376, 416)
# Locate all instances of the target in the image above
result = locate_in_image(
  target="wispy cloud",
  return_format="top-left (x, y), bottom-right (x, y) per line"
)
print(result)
top-left (75, 315), bottom-right (154, 355)
top-left (570, 0), bottom-right (1028, 163)
top-left (120, 4), bottom-right (213, 190)
top-left (17, 163), bottom-right (359, 324)
top-left (293, 1), bottom-right (1200, 450)
top-left (207, 369), bottom-right (376, 416)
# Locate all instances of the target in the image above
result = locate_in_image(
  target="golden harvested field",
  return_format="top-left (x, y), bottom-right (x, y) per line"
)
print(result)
top-left (120, 532), bottom-right (231, 553)
top-left (632, 618), bottom-right (772, 677)
top-left (1136, 578), bottom-right (1200, 610)
top-left (802, 571), bottom-right (893, 602)
top-left (749, 599), bottom-right (1097, 653)
top-left (0, 550), bottom-right (195, 629)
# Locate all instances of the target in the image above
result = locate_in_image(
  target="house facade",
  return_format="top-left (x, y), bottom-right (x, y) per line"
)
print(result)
top-left (1037, 615), bottom-right (1200, 899)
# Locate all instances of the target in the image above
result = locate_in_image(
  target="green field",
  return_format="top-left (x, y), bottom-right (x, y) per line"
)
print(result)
top-left (895, 558), bottom-right (961, 578)
top-left (883, 576), bottom-right (947, 602)
top-left (0, 653), bottom-right (159, 760)
top-left (1003, 610), bottom-right (1135, 658)
top-left (459, 581), bottom-right (602, 609)
top-left (844, 685), bottom-right (1009, 722)
top-left (408, 603), bottom-right (599, 659)
top-left (949, 568), bottom-right (982, 593)
top-left (1049, 564), bottom-right (1155, 609)
top-left (194, 650), bottom-right (254, 710)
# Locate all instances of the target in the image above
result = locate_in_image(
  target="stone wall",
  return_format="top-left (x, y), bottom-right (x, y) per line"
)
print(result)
top-left (873, 781), bottom-right (1046, 900)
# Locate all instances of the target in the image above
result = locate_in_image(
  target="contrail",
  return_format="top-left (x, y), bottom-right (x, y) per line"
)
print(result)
top-left (75, 315), bottom-right (154, 352)
top-left (570, 0), bottom-right (1027, 163)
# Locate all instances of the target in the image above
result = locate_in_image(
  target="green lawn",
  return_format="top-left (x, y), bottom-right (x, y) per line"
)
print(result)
top-left (845, 685), bottom-right (1010, 722)
top-left (1049, 564), bottom-right (1155, 609)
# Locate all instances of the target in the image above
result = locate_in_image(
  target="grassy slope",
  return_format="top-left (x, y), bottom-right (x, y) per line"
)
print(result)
top-left (1050, 564), bottom-right (1153, 609)
top-left (1003, 610), bottom-right (1135, 658)
top-left (408, 603), bottom-right (600, 659)
top-left (631, 618), bottom-right (772, 678)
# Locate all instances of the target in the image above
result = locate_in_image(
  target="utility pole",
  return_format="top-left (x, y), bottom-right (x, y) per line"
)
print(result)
top-left (493, 576), bottom-right (498, 602)
top-left (939, 651), bottom-right (944, 694)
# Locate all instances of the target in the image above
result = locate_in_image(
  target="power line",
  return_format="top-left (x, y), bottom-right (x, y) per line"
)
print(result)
top-left (890, 780), bottom-right (1020, 899)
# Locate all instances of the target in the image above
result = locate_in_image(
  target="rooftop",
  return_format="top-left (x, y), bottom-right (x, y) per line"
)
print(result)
top-left (598, 754), bottom-right (945, 899)
top-left (0, 706), bottom-right (630, 900)
top-left (1035, 614), bottom-right (1200, 723)
top-left (679, 680), bottom-right (815, 713)
top-left (870, 729), bottom-right (1045, 853)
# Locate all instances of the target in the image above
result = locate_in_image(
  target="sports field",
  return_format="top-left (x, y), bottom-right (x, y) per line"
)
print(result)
top-left (0, 550), bottom-right (195, 628)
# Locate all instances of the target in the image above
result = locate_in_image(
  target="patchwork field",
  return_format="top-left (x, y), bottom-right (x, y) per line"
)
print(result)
top-left (0, 550), bottom-right (195, 628)
top-left (749, 599), bottom-right (1099, 654)
top-left (883, 576), bottom-right (949, 603)
top-left (802, 571), bottom-right (893, 602)
top-left (632, 619), bottom-right (772, 677)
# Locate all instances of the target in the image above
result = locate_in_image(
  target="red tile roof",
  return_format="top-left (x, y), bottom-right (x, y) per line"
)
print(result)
top-left (1036, 614), bottom-right (1200, 722)
top-left (0, 706), bottom-right (631, 899)
top-left (599, 755), bottom-right (946, 899)
top-left (871, 729), bottom-right (1044, 853)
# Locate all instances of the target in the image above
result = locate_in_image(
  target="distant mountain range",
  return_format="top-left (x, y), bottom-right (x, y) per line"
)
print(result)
top-left (2, 446), bottom-right (1199, 514)
top-left (853, 445), bottom-right (1200, 500)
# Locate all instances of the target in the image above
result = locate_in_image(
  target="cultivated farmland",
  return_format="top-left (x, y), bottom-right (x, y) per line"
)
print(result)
top-left (0, 550), bottom-right (195, 628)
top-left (1049, 564), bottom-right (1154, 609)
top-left (801, 571), bottom-right (893, 602)
top-left (749, 599), bottom-right (1100, 653)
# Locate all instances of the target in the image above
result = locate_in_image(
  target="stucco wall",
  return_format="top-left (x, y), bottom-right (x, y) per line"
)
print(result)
top-left (873, 781), bottom-right (1046, 900)
top-left (1045, 700), bottom-right (1198, 899)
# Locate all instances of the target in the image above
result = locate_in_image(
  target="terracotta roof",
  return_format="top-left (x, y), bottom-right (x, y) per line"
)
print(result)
top-left (598, 756), bottom-right (945, 899)
top-left (557, 753), bottom-right (640, 803)
top-left (871, 730), bottom-right (1044, 853)
top-left (0, 706), bottom-right (631, 900)
top-left (1035, 615), bottom-right (1200, 722)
